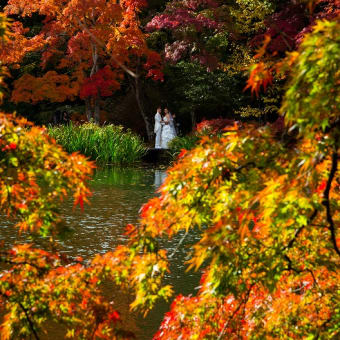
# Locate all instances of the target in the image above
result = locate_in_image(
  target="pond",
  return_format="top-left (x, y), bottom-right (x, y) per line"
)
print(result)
top-left (0, 166), bottom-right (201, 340)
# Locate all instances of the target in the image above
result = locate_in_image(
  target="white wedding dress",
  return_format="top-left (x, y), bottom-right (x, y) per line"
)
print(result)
top-left (161, 115), bottom-right (176, 149)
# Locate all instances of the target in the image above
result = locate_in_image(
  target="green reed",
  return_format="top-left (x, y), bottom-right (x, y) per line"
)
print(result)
top-left (48, 123), bottom-right (147, 164)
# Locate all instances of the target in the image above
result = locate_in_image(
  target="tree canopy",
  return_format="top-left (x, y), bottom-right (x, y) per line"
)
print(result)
top-left (1, 1), bottom-right (340, 339)
top-left (1, 0), bottom-right (162, 124)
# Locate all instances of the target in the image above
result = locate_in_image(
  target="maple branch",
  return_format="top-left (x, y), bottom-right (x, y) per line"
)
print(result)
top-left (129, 60), bottom-right (153, 141)
top-left (271, 22), bottom-right (293, 51)
top-left (284, 254), bottom-right (302, 274)
top-left (315, 317), bottom-right (333, 339)
top-left (1, 290), bottom-right (41, 340)
top-left (18, 301), bottom-right (41, 340)
top-left (284, 209), bottom-right (318, 251)
top-left (217, 285), bottom-right (253, 340)
top-left (90, 42), bottom-right (99, 77)
top-left (306, 268), bottom-right (320, 290)
top-left (223, 130), bottom-right (238, 133)
top-left (284, 256), bottom-right (320, 291)
top-left (0, 259), bottom-right (42, 270)
top-left (74, 17), bottom-right (137, 78)
top-left (322, 150), bottom-right (340, 257)
top-left (0, 248), bottom-right (76, 273)
top-left (6, 184), bottom-right (11, 208)
top-left (91, 321), bottom-right (100, 340)
top-left (233, 154), bottom-right (277, 174)
top-left (0, 255), bottom-right (48, 275)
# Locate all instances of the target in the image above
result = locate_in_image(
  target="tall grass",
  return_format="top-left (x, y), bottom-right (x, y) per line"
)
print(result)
top-left (48, 123), bottom-right (147, 164)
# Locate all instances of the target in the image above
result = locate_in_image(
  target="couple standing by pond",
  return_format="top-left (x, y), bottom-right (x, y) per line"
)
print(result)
top-left (154, 107), bottom-right (177, 149)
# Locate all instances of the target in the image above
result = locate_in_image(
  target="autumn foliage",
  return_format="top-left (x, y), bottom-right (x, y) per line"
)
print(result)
top-left (195, 118), bottom-right (234, 133)
top-left (111, 18), bottom-right (340, 339)
top-left (245, 0), bottom-right (340, 96)
top-left (1, 3), bottom-right (340, 340)
top-left (2, 0), bottom-right (162, 121)
top-left (0, 113), bottom-right (93, 235)
top-left (0, 112), bottom-right (146, 338)
top-left (80, 66), bottom-right (120, 100)
top-left (1, 16), bottom-right (138, 333)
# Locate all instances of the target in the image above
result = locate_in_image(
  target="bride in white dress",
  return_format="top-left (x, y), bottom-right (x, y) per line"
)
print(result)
top-left (161, 110), bottom-right (176, 149)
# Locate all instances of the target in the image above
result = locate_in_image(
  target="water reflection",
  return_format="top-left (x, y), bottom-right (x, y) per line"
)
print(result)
top-left (154, 169), bottom-right (167, 188)
top-left (0, 166), bottom-right (200, 340)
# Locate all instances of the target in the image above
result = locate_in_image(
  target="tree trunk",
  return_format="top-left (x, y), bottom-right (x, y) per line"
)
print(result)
top-left (85, 41), bottom-right (100, 123)
top-left (129, 71), bottom-right (153, 141)
top-left (135, 76), bottom-right (153, 141)
top-left (85, 98), bottom-right (93, 121)
top-left (94, 97), bottom-right (100, 124)
top-left (190, 110), bottom-right (196, 130)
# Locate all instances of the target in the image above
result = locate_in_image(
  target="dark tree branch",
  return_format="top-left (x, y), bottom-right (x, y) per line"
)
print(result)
top-left (217, 285), bottom-right (254, 340)
top-left (322, 150), bottom-right (340, 257)
top-left (129, 65), bottom-right (153, 141)
top-left (0, 290), bottom-right (41, 340)
top-left (0, 257), bottom-right (47, 275)
top-left (314, 317), bottom-right (333, 339)
top-left (306, 268), bottom-right (320, 290)
top-left (232, 154), bottom-right (278, 175)
top-left (18, 302), bottom-right (41, 340)
top-left (284, 254), bottom-right (302, 274)
top-left (284, 256), bottom-right (320, 294)
top-left (284, 209), bottom-right (318, 251)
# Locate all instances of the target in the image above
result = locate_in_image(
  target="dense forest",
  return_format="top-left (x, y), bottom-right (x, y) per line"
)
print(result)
top-left (1, 1), bottom-right (339, 339)
top-left (1, 0), bottom-right (338, 137)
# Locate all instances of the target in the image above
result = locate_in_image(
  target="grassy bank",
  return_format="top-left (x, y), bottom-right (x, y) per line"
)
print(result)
top-left (48, 123), bottom-right (147, 164)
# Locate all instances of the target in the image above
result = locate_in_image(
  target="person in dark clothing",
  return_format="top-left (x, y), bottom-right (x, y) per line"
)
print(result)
top-left (61, 111), bottom-right (69, 124)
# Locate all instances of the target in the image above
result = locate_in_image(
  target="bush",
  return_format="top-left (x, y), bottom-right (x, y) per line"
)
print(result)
top-left (195, 118), bottom-right (235, 134)
top-left (168, 119), bottom-right (236, 159)
top-left (48, 123), bottom-right (147, 164)
top-left (168, 134), bottom-right (200, 158)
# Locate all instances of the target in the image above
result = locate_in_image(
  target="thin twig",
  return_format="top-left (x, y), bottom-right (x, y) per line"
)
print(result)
top-left (323, 150), bottom-right (340, 256)
top-left (306, 268), bottom-right (320, 290)
top-left (75, 17), bottom-right (137, 78)
top-left (168, 230), bottom-right (189, 259)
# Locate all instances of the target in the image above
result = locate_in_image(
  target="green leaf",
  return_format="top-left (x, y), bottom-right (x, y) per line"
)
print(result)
top-left (10, 157), bottom-right (19, 167)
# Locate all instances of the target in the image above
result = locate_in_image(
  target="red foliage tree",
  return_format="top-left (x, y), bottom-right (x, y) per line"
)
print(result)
top-left (79, 66), bottom-right (120, 100)
top-left (2, 0), bottom-right (162, 126)
top-left (246, 0), bottom-right (340, 96)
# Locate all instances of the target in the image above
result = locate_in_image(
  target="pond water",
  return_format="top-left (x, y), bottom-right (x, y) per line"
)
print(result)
top-left (0, 166), bottom-right (201, 340)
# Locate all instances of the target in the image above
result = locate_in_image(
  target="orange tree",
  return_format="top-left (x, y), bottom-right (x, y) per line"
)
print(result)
top-left (112, 18), bottom-right (340, 339)
top-left (2, 0), bottom-right (161, 131)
